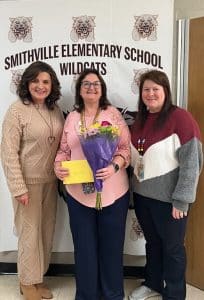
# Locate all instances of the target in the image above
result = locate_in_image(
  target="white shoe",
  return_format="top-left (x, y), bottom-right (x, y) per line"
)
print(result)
top-left (128, 285), bottom-right (160, 300)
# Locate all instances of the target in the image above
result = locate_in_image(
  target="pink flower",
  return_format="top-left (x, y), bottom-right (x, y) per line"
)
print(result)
top-left (101, 121), bottom-right (112, 126)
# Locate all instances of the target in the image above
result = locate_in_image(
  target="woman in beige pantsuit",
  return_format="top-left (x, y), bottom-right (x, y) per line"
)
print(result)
top-left (1, 61), bottom-right (64, 300)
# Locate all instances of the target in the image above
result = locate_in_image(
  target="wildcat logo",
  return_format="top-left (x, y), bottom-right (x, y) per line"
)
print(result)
top-left (70, 15), bottom-right (96, 42)
top-left (8, 17), bottom-right (32, 43)
top-left (10, 69), bottom-right (24, 94)
top-left (132, 14), bottom-right (158, 41)
top-left (131, 68), bottom-right (149, 94)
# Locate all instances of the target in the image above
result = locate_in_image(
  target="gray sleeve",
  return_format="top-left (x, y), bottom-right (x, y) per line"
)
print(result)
top-left (172, 138), bottom-right (203, 211)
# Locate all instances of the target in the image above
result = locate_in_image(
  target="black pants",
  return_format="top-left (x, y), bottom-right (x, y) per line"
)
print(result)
top-left (65, 191), bottom-right (129, 300)
top-left (134, 193), bottom-right (187, 300)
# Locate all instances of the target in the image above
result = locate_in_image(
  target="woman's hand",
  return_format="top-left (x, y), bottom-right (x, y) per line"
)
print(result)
top-left (15, 193), bottom-right (29, 206)
top-left (172, 207), bottom-right (188, 219)
top-left (96, 156), bottom-right (124, 181)
top-left (54, 161), bottom-right (69, 181)
top-left (96, 164), bottom-right (115, 181)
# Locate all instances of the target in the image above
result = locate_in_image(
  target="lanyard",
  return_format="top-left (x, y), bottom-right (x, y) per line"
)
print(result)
top-left (137, 138), bottom-right (145, 155)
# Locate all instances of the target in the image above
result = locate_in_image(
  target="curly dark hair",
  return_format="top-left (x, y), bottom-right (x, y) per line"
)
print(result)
top-left (74, 68), bottom-right (110, 112)
top-left (17, 61), bottom-right (61, 110)
top-left (137, 69), bottom-right (175, 128)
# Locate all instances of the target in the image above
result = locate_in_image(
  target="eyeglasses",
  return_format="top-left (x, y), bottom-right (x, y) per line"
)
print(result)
top-left (81, 81), bottom-right (101, 89)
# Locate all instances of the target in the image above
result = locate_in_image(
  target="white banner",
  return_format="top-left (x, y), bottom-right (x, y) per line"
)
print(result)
top-left (0, 0), bottom-right (174, 254)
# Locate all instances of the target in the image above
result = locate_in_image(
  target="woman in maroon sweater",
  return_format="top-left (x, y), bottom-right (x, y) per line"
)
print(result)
top-left (129, 70), bottom-right (203, 300)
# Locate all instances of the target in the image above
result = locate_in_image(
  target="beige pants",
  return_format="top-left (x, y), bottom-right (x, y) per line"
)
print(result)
top-left (13, 181), bottom-right (57, 285)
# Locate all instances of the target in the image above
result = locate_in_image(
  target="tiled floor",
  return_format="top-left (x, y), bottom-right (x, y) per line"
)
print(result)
top-left (0, 275), bottom-right (204, 300)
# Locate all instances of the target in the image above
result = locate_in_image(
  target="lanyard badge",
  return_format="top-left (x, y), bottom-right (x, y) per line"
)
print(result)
top-left (137, 138), bottom-right (145, 180)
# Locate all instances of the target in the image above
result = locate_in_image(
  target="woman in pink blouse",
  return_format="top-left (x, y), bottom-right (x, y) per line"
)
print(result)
top-left (54, 69), bottom-right (130, 300)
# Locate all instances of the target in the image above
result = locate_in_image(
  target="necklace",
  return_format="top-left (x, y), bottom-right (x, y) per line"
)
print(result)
top-left (80, 108), bottom-right (101, 132)
top-left (33, 104), bottom-right (55, 145)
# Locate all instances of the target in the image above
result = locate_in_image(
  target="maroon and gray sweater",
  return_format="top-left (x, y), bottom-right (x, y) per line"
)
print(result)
top-left (130, 106), bottom-right (203, 212)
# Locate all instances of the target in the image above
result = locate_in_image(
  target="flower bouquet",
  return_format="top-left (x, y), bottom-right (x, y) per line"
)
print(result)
top-left (78, 120), bottom-right (119, 209)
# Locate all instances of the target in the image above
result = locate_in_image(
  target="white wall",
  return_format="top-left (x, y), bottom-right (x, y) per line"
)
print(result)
top-left (175, 0), bottom-right (204, 19)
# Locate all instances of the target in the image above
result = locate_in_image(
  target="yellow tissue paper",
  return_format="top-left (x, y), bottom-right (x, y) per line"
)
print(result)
top-left (61, 160), bottom-right (94, 184)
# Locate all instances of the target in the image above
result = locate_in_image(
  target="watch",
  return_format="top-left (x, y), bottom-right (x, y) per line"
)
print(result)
top-left (110, 161), bottom-right (120, 173)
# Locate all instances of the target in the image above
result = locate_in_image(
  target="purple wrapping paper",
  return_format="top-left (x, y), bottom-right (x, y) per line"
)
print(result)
top-left (80, 135), bottom-right (118, 192)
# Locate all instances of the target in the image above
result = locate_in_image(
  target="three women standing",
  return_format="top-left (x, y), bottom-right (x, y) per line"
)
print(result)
top-left (2, 63), bottom-right (202, 300)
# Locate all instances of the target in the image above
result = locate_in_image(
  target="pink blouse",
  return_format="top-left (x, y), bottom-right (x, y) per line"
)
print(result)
top-left (55, 105), bottom-right (130, 207)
